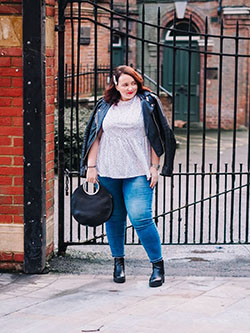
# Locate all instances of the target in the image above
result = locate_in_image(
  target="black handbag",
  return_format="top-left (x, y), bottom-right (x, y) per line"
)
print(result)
top-left (71, 181), bottom-right (113, 227)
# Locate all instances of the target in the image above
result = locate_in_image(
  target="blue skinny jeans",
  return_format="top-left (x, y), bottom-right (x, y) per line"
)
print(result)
top-left (98, 175), bottom-right (162, 263)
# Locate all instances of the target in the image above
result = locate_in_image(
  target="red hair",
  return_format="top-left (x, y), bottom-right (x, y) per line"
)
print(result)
top-left (104, 65), bottom-right (151, 105)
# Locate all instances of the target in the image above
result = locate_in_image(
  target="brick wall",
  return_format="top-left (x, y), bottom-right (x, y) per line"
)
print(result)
top-left (0, 0), bottom-right (23, 270)
top-left (0, 0), bottom-right (56, 270)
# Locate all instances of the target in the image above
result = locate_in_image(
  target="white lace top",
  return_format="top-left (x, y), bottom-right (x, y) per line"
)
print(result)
top-left (96, 95), bottom-right (151, 178)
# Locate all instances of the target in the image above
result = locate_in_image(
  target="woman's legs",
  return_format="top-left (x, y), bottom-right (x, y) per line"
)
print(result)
top-left (123, 176), bottom-right (162, 263)
top-left (98, 176), bottom-right (127, 258)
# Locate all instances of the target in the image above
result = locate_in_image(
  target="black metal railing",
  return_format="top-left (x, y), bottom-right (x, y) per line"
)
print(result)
top-left (57, 0), bottom-right (250, 253)
top-left (64, 164), bottom-right (250, 245)
top-left (64, 64), bottom-right (110, 99)
top-left (63, 65), bottom-right (172, 99)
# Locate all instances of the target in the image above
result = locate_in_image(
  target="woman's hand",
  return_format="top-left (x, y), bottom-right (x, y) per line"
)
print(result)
top-left (86, 167), bottom-right (98, 183)
top-left (148, 166), bottom-right (159, 189)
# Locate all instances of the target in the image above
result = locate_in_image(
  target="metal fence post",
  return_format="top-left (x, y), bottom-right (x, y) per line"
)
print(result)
top-left (23, 0), bottom-right (46, 273)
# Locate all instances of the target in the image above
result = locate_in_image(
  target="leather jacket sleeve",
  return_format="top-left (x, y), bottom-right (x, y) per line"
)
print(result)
top-left (150, 93), bottom-right (176, 176)
top-left (80, 98), bottom-right (103, 177)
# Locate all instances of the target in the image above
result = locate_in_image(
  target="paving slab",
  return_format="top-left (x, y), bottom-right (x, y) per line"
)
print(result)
top-left (0, 273), bottom-right (250, 333)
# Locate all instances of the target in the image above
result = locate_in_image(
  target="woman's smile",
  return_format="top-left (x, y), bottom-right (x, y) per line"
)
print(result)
top-left (115, 73), bottom-right (138, 101)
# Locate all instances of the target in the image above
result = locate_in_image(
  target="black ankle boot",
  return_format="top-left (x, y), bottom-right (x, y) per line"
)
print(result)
top-left (149, 260), bottom-right (165, 287)
top-left (113, 257), bottom-right (125, 283)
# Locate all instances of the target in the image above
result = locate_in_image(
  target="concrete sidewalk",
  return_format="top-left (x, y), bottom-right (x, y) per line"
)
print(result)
top-left (1, 272), bottom-right (250, 333)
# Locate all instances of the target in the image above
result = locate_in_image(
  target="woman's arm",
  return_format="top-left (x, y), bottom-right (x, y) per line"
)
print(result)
top-left (148, 147), bottom-right (160, 189)
top-left (86, 129), bottom-right (103, 183)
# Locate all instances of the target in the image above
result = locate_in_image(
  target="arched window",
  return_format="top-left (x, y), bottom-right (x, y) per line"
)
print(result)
top-left (165, 19), bottom-right (200, 41)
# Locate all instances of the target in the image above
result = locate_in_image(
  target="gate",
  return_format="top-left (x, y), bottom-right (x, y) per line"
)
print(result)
top-left (57, 0), bottom-right (250, 254)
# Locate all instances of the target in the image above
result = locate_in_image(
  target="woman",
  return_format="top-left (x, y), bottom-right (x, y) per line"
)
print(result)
top-left (80, 65), bottom-right (176, 287)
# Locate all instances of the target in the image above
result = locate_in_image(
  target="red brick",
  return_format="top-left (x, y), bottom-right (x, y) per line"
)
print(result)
top-left (46, 104), bottom-right (54, 115)
top-left (13, 156), bottom-right (23, 166)
top-left (13, 137), bottom-right (23, 146)
top-left (12, 117), bottom-right (22, 126)
top-left (46, 123), bottom-right (54, 133)
top-left (0, 196), bottom-right (12, 204)
top-left (13, 253), bottom-right (24, 262)
top-left (46, 86), bottom-right (54, 96)
top-left (46, 57), bottom-right (54, 67)
top-left (46, 188), bottom-right (54, 200)
top-left (14, 177), bottom-right (23, 186)
top-left (0, 252), bottom-right (13, 262)
top-left (0, 78), bottom-right (11, 87)
top-left (46, 6), bottom-right (55, 17)
top-left (0, 262), bottom-right (23, 270)
top-left (0, 98), bottom-right (11, 107)
top-left (47, 177), bottom-right (54, 187)
top-left (14, 195), bottom-right (23, 204)
top-left (47, 199), bottom-right (54, 210)
top-left (12, 98), bottom-right (22, 106)
top-left (0, 167), bottom-right (23, 176)
top-left (0, 117), bottom-right (11, 126)
top-left (0, 57), bottom-right (11, 67)
top-left (0, 0), bottom-right (22, 3)
top-left (0, 67), bottom-right (22, 77)
top-left (13, 215), bottom-right (23, 223)
top-left (0, 47), bottom-right (23, 57)
top-left (46, 48), bottom-right (55, 57)
top-left (46, 77), bottom-right (55, 87)
top-left (0, 215), bottom-right (12, 223)
top-left (0, 127), bottom-right (23, 137)
top-left (0, 146), bottom-right (23, 155)
top-left (46, 159), bottom-right (54, 170)
top-left (46, 142), bottom-right (54, 153)
top-left (12, 78), bottom-right (23, 87)
top-left (0, 137), bottom-right (11, 145)
top-left (46, 132), bottom-right (54, 142)
top-left (0, 205), bottom-right (23, 214)
top-left (0, 4), bottom-right (22, 14)
top-left (46, 151), bottom-right (54, 162)
top-left (0, 186), bottom-right (23, 196)
top-left (11, 57), bottom-right (23, 67)
top-left (0, 176), bottom-right (12, 185)
top-left (0, 157), bottom-right (11, 166)
top-left (46, 68), bottom-right (54, 77)
top-left (46, 114), bottom-right (54, 124)
top-left (0, 107), bottom-right (21, 117)
top-left (0, 88), bottom-right (22, 98)
top-left (46, 0), bottom-right (56, 5)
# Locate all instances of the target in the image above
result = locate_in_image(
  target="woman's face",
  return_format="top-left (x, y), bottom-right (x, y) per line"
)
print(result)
top-left (115, 73), bottom-right (138, 101)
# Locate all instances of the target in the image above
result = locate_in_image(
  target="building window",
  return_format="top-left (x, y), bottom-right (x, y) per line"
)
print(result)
top-left (112, 34), bottom-right (122, 47)
top-left (80, 27), bottom-right (90, 45)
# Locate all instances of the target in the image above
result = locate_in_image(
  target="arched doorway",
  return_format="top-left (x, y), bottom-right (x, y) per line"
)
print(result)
top-left (163, 20), bottom-right (200, 122)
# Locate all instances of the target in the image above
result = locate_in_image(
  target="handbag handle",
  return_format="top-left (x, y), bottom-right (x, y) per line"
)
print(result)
top-left (82, 180), bottom-right (100, 196)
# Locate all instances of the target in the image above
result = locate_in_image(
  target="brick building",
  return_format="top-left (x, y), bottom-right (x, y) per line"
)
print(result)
top-left (59, 0), bottom-right (138, 98)
top-left (136, 0), bottom-right (250, 129)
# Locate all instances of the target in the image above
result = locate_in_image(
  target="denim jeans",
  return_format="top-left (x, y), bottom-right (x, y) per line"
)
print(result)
top-left (98, 175), bottom-right (162, 263)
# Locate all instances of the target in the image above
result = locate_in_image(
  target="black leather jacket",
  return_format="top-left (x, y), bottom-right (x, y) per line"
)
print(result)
top-left (80, 91), bottom-right (176, 177)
